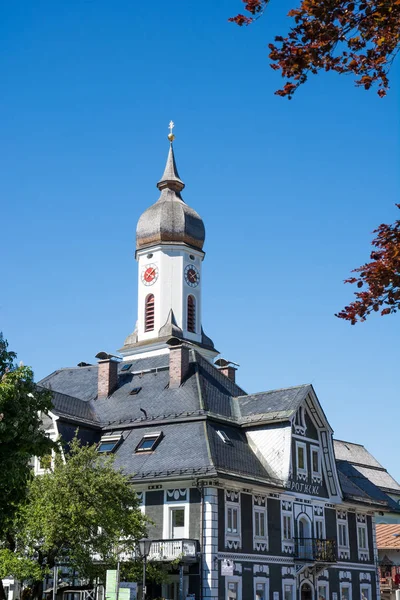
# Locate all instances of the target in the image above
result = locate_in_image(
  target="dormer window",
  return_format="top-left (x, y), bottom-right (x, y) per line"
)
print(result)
top-left (97, 434), bottom-right (122, 453)
top-left (145, 294), bottom-right (155, 332)
top-left (296, 441), bottom-right (307, 478)
top-left (135, 432), bottom-right (162, 453)
top-left (187, 295), bottom-right (196, 333)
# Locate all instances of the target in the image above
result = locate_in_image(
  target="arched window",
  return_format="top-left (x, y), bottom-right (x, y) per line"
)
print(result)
top-left (187, 295), bottom-right (196, 333)
top-left (145, 294), bottom-right (155, 332)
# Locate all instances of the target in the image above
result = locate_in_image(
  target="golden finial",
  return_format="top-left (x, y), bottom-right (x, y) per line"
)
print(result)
top-left (168, 120), bottom-right (175, 142)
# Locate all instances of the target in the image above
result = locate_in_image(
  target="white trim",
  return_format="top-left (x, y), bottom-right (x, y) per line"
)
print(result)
top-left (296, 441), bottom-right (308, 478)
top-left (162, 489), bottom-right (189, 539)
top-left (282, 578), bottom-right (296, 600)
top-left (314, 517), bottom-right (325, 539)
top-left (360, 583), bottom-right (372, 600)
top-left (339, 582), bottom-right (352, 600)
top-left (281, 501), bottom-right (294, 553)
top-left (254, 577), bottom-right (269, 600)
top-left (356, 514), bottom-right (369, 561)
top-left (337, 511), bottom-right (350, 559)
top-left (316, 578), bottom-right (329, 600)
top-left (311, 445), bottom-right (322, 482)
top-left (253, 505), bottom-right (268, 550)
top-left (225, 493), bottom-right (241, 549)
top-left (225, 576), bottom-right (242, 600)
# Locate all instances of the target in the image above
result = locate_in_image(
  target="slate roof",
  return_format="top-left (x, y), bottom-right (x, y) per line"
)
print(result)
top-left (38, 351), bottom-right (395, 504)
top-left (236, 385), bottom-right (311, 424)
top-left (334, 439), bottom-right (400, 496)
top-left (376, 524), bottom-right (400, 549)
top-left (334, 440), bottom-right (400, 511)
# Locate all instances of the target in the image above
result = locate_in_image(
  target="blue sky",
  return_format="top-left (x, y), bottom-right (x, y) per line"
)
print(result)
top-left (2, 1), bottom-right (399, 480)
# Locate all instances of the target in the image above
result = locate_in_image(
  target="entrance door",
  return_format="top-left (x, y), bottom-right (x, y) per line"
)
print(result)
top-left (170, 507), bottom-right (185, 539)
top-left (162, 576), bottom-right (189, 600)
top-left (301, 583), bottom-right (313, 600)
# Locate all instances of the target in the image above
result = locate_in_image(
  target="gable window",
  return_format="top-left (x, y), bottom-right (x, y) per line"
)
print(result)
top-left (296, 441), bottom-right (307, 476)
top-left (135, 432), bottom-right (162, 453)
top-left (311, 446), bottom-right (322, 480)
top-left (97, 434), bottom-right (122, 453)
top-left (187, 295), bottom-right (196, 333)
top-left (145, 294), bottom-right (155, 332)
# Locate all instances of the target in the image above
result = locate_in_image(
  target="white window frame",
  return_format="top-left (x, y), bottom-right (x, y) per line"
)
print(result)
top-left (340, 583), bottom-right (352, 600)
top-left (282, 513), bottom-right (293, 541)
top-left (315, 517), bottom-right (325, 540)
top-left (337, 512), bottom-right (350, 553)
top-left (282, 579), bottom-right (295, 600)
top-left (357, 523), bottom-right (368, 550)
top-left (226, 502), bottom-right (240, 537)
top-left (311, 445), bottom-right (322, 479)
top-left (254, 577), bottom-right (269, 600)
top-left (360, 583), bottom-right (372, 600)
top-left (317, 581), bottom-right (329, 600)
top-left (296, 441), bottom-right (308, 477)
top-left (226, 576), bottom-right (242, 600)
top-left (254, 506), bottom-right (268, 541)
top-left (162, 490), bottom-right (190, 539)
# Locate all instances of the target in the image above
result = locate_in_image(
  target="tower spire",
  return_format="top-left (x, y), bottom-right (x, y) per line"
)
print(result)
top-left (157, 121), bottom-right (185, 192)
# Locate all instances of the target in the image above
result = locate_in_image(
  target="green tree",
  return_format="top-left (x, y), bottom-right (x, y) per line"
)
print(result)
top-left (0, 334), bottom-right (55, 600)
top-left (3, 438), bottom-right (148, 600)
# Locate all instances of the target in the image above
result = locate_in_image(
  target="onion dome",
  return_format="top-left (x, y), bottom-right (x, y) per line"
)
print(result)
top-left (136, 142), bottom-right (205, 252)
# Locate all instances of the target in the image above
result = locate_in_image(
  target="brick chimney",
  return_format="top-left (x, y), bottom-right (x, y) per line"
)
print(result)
top-left (167, 338), bottom-right (190, 389)
top-left (96, 354), bottom-right (119, 398)
top-left (215, 358), bottom-right (237, 383)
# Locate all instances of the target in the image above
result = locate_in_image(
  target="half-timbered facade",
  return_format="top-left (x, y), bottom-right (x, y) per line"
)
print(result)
top-left (35, 132), bottom-right (399, 600)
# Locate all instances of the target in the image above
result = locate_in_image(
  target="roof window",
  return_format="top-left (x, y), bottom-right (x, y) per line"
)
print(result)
top-left (97, 434), bottom-right (122, 453)
top-left (217, 430), bottom-right (233, 445)
top-left (135, 432), bottom-right (162, 453)
top-left (121, 363), bottom-right (133, 372)
top-left (130, 386), bottom-right (142, 396)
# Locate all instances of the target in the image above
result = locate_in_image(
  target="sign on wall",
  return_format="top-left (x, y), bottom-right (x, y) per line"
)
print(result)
top-left (221, 559), bottom-right (234, 576)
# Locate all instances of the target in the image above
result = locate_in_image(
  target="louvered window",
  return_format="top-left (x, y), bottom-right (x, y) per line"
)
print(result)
top-left (145, 294), bottom-right (155, 332)
top-left (187, 295), bottom-right (196, 333)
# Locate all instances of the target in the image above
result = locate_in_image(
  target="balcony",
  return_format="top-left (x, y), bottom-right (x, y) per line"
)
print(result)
top-left (148, 539), bottom-right (198, 563)
top-left (294, 538), bottom-right (337, 563)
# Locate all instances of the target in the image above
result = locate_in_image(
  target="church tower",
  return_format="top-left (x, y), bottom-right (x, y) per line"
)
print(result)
top-left (120, 124), bottom-right (217, 361)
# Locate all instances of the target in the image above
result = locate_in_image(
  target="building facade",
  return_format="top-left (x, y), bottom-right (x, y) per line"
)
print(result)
top-left (34, 131), bottom-right (399, 600)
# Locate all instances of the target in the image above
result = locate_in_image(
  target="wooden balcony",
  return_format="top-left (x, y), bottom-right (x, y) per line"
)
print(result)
top-left (148, 539), bottom-right (198, 563)
top-left (293, 538), bottom-right (337, 563)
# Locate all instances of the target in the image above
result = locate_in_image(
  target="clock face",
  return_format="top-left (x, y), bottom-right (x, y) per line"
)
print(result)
top-left (184, 264), bottom-right (200, 287)
top-left (141, 263), bottom-right (159, 286)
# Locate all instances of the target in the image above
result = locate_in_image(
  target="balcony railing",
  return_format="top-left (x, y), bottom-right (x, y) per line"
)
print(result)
top-left (294, 538), bottom-right (337, 563)
top-left (148, 539), bottom-right (198, 563)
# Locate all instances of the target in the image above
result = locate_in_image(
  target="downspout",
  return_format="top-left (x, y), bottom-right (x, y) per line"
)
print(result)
top-left (194, 478), bottom-right (205, 600)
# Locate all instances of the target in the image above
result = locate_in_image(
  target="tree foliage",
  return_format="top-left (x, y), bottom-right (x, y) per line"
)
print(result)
top-left (0, 334), bottom-right (55, 537)
top-left (336, 205), bottom-right (400, 323)
top-left (230, 0), bottom-right (400, 98)
top-left (0, 438), bottom-right (148, 598)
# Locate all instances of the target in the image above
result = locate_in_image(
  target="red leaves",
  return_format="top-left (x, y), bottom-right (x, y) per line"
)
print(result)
top-left (229, 0), bottom-right (400, 97)
top-left (336, 205), bottom-right (400, 324)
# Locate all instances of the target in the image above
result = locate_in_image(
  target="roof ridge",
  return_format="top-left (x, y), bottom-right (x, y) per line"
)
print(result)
top-left (235, 383), bottom-right (310, 400)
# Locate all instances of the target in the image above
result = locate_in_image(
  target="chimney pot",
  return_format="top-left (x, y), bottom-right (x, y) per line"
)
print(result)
top-left (97, 358), bottom-right (119, 398)
top-left (218, 365), bottom-right (237, 383)
top-left (168, 343), bottom-right (190, 388)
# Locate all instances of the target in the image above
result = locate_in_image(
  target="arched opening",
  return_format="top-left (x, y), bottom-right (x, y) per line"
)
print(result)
top-left (187, 295), bottom-right (196, 333)
top-left (300, 582), bottom-right (314, 600)
top-left (297, 515), bottom-right (312, 560)
top-left (145, 294), bottom-right (155, 332)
